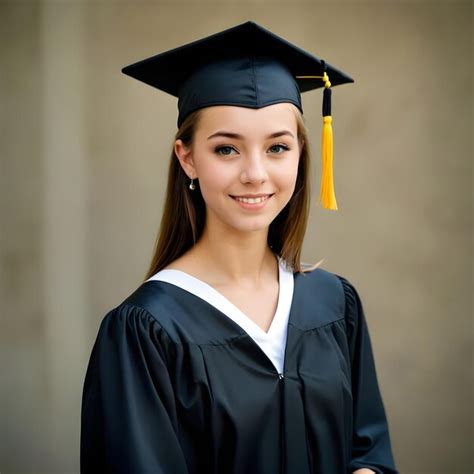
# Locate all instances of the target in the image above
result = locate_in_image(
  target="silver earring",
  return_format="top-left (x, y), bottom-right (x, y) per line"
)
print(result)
top-left (189, 177), bottom-right (196, 190)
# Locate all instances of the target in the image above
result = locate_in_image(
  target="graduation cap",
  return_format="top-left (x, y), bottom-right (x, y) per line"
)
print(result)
top-left (121, 20), bottom-right (354, 210)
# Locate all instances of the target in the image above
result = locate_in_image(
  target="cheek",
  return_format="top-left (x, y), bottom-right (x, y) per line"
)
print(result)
top-left (196, 161), bottom-right (233, 197)
top-left (275, 157), bottom-right (300, 191)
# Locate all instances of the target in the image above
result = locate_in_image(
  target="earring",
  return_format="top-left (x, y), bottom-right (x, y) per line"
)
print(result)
top-left (189, 177), bottom-right (196, 190)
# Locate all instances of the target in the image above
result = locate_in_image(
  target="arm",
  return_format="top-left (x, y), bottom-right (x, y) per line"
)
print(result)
top-left (337, 275), bottom-right (398, 474)
top-left (80, 304), bottom-right (189, 473)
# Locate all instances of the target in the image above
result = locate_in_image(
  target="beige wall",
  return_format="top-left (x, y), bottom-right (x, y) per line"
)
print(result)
top-left (1, 1), bottom-right (472, 472)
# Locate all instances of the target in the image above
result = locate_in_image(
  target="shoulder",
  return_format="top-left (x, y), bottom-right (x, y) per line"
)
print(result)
top-left (300, 258), bottom-right (359, 291)
top-left (296, 262), bottom-right (348, 296)
top-left (295, 263), bottom-right (362, 321)
top-left (96, 282), bottom-right (183, 345)
top-left (294, 266), bottom-right (367, 349)
top-left (327, 271), bottom-right (368, 343)
top-left (89, 302), bottom-right (179, 367)
top-left (100, 280), bottom-right (231, 345)
top-left (97, 301), bottom-right (167, 342)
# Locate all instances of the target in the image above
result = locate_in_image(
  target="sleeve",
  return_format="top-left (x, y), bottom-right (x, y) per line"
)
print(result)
top-left (80, 304), bottom-right (189, 474)
top-left (337, 275), bottom-right (398, 474)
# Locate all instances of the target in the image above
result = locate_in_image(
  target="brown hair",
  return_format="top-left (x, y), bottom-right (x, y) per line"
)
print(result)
top-left (143, 105), bottom-right (323, 282)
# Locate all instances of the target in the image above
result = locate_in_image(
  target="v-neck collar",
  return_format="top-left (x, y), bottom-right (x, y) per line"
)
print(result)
top-left (146, 255), bottom-right (294, 340)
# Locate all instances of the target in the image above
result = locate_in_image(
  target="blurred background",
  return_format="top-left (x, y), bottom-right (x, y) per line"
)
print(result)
top-left (1, 1), bottom-right (472, 473)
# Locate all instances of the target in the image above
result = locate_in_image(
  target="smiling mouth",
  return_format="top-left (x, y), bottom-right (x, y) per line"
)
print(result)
top-left (230, 194), bottom-right (274, 204)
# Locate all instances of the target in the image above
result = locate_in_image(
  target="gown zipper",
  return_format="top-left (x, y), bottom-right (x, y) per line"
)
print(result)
top-left (278, 372), bottom-right (285, 474)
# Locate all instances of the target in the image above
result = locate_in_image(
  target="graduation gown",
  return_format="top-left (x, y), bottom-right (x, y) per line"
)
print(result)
top-left (80, 265), bottom-right (398, 474)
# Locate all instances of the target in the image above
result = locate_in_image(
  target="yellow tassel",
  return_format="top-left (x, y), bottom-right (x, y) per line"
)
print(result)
top-left (318, 71), bottom-right (337, 210)
top-left (319, 115), bottom-right (337, 210)
top-left (296, 69), bottom-right (338, 210)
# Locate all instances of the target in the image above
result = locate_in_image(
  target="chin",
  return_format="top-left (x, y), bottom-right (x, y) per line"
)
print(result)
top-left (206, 201), bottom-right (283, 233)
top-left (225, 216), bottom-right (275, 234)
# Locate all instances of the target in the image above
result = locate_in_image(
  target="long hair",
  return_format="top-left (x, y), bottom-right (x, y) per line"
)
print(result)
top-left (143, 105), bottom-right (323, 282)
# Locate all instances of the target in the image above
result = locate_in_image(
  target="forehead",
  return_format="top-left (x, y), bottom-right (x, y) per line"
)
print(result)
top-left (196, 103), bottom-right (298, 135)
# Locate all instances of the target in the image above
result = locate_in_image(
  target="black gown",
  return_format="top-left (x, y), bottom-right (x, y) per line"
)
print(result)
top-left (80, 266), bottom-right (398, 473)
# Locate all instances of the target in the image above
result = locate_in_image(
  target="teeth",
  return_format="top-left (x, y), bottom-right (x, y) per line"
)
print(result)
top-left (234, 195), bottom-right (270, 204)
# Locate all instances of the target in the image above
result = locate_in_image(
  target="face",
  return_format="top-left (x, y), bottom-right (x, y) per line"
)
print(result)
top-left (175, 103), bottom-right (301, 237)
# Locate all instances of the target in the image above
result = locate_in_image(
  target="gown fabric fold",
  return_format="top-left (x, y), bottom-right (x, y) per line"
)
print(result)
top-left (80, 266), bottom-right (398, 474)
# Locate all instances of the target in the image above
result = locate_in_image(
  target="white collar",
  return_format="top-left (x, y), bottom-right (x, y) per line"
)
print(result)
top-left (147, 257), bottom-right (294, 340)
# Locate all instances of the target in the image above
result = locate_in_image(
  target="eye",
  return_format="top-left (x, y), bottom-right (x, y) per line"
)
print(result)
top-left (268, 143), bottom-right (290, 154)
top-left (214, 145), bottom-right (237, 156)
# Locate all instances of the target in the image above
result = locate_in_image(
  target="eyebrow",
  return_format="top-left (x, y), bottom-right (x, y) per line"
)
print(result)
top-left (207, 130), bottom-right (295, 140)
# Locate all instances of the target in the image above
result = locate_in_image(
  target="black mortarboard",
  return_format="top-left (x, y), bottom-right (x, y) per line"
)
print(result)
top-left (121, 20), bottom-right (354, 210)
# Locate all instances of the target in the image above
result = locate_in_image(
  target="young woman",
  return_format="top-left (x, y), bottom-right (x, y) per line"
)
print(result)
top-left (80, 21), bottom-right (398, 474)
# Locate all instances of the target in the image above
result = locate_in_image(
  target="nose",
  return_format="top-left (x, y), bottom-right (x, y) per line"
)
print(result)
top-left (240, 153), bottom-right (269, 184)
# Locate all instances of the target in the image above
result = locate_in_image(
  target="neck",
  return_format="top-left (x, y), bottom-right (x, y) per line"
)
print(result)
top-left (190, 223), bottom-right (278, 287)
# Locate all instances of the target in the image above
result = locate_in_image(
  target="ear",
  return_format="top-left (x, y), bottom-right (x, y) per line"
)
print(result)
top-left (174, 139), bottom-right (197, 179)
top-left (299, 137), bottom-right (305, 157)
